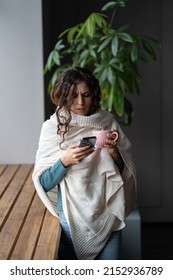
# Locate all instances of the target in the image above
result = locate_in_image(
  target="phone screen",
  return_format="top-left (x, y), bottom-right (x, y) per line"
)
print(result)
top-left (79, 136), bottom-right (96, 147)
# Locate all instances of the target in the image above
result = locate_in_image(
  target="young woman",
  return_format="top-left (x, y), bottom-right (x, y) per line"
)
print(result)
top-left (32, 67), bottom-right (137, 260)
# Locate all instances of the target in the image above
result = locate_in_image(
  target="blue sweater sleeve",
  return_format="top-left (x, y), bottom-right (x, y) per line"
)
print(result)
top-left (40, 159), bottom-right (68, 192)
top-left (40, 155), bottom-right (124, 193)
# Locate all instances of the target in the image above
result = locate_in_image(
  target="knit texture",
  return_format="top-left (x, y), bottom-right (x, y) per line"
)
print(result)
top-left (32, 109), bottom-right (137, 259)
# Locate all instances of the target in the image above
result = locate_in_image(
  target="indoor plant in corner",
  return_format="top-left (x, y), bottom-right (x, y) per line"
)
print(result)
top-left (44, 0), bottom-right (158, 126)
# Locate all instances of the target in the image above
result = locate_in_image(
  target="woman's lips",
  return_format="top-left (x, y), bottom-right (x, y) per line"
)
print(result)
top-left (75, 108), bottom-right (85, 112)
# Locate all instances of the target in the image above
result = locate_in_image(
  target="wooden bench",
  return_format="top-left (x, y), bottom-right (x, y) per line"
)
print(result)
top-left (0, 164), bottom-right (61, 260)
top-left (0, 164), bottom-right (141, 260)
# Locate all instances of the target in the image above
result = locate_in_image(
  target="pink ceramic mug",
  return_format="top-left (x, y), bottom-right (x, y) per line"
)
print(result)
top-left (92, 130), bottom-right (119, 148)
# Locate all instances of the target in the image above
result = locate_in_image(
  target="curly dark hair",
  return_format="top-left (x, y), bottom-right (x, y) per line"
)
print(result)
top-left (50, 67), bottom-right (101, 145)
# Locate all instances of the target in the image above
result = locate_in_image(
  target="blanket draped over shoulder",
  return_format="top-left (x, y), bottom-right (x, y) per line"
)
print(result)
top-left (32, 109), bottom-right (137, 260)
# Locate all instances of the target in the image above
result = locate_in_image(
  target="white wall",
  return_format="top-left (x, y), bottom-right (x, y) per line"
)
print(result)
top-left (0, 0), bottom-right (44, 163)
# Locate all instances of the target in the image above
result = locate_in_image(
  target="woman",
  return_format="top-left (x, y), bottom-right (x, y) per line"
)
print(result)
top-left (32, 67), bottom-right (137, 260)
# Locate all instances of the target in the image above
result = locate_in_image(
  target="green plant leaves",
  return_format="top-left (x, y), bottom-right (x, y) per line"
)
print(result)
top-left (124, 97), bottom-right (134, 125)
top-left (112, 35), bottom-right (119, 57)
top-left (44, 0), bottom-right (158, 126)
top-left (142, 39), bottom-right (157, 60)
top-left (76, 13), bottom-right (107, 39)
top-left (118, 32), bottom-right (133, 43)
top-left (131, 44), bottom-right (138, 61)
top-left (98, 37), bottom-right (112, 52)
top-left (101, 0), bottom-right (127, 11)
top-left (102, 1), bottom-right (117, 11)
top-left (46, 51), bottom-right (54, 70)
top-left (113, 78), bottom-right (124, 115)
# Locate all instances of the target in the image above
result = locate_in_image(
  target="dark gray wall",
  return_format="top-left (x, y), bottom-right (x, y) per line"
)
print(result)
top-left (42, 0), bottom-right (173, 222)
top-left (122, 0), bottom-right (173, 222)
top-left (42, 0), bottom-right (106, 119)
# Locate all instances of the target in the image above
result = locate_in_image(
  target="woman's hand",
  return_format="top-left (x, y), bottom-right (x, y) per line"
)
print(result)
top-left (60, 143), bottom-right (94, 167)
top-left (104, 130), bottom-right (120, 161)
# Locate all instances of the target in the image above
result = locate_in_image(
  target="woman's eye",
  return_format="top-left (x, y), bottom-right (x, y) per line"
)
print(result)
top-left (82, 93), bottom-right (91, 97)
top-left (72, 92), bottom-right (91, 98)
top-left (72, 94), bottom-right (77, 98)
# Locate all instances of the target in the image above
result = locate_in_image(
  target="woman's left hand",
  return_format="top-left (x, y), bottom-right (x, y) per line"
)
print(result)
top-left (104, 130), bottom-right (120, 161)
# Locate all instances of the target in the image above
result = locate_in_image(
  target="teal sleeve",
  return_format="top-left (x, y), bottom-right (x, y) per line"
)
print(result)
top-left (40, 159), bottom-right (68, 192)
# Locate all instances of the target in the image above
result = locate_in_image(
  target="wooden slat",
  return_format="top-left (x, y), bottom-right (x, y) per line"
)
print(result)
top-left (0, 164), bottom-right (33, 229)
top-left (0, 165), bottom-right (6, 176)
top-left (33, 209), bottom-right (61, 260)
top-left (0, 167), bottom-right (35, 260)
top-left (0, 164), bottom-right (19, 197)
top-left (0, 164), bottom-right (61, 260)
top-left (10, 192), bottom-right (46, 260)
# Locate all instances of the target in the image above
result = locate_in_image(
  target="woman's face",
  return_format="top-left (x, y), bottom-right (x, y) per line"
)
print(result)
top-left (70, 81), bottom-right (92, 115)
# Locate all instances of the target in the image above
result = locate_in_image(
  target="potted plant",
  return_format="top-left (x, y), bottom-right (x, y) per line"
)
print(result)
top-left (44, 0), bottom-right (158, 126)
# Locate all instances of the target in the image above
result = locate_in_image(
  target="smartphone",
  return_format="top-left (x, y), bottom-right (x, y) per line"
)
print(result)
top-left (79, 136), bottom-right (97, 147)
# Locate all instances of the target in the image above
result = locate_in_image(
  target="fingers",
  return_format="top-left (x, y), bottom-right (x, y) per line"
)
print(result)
top-left (108, 130), bottom-right (118, 140)
top-left (69, 143), bottom-right (80, 149)
top-left (105, 130), bottom-right (119, 147)
top-left (106, 138), bottom-right (117, 146)
top-left (75, 146), bottom-right (94, 158)
top-left (105, 137), bottom-right (117, 147)
top-left (63, 144), bottom-right (94, 166)
top-left (74, 149), bottom-right (94, 162)
top-left (69, 143), bottom-right (92, 151)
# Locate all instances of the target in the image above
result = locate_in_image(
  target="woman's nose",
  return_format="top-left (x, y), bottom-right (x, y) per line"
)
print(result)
top-left (77, 95), bottom-right (83, 104)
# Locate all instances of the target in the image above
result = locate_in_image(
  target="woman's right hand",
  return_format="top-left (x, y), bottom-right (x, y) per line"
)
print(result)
top-left (60, 143), bottom-right (94, 167)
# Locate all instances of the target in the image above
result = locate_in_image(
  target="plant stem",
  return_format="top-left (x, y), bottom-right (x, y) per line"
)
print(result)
top-left (110, 7), bottom-right (117, 27)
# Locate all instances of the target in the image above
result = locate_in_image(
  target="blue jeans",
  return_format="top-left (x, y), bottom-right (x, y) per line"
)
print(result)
top-left (58, 211), bottom-right (122, 260)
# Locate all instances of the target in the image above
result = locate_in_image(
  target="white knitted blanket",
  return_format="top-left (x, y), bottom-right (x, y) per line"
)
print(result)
top-left (32, 109), bottom-right (137, 259)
